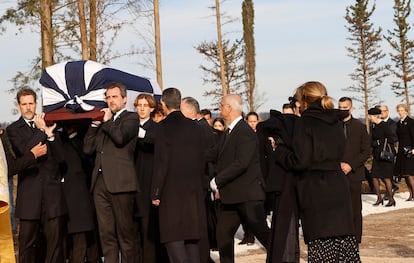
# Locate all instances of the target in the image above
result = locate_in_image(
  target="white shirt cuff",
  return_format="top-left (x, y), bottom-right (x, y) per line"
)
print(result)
top-left (210, 178), bottom-right (218, 192)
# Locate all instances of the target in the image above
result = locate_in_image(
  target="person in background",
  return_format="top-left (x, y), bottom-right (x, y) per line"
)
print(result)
top-left (181, 96), bottom-right (216, 263)
top-left (83, 83), bottom-right (140, 262)
top-left (271, 81), bottom-right (360, 262)
top-left (369, 107), bottom-right (396, 207)
top-left (282, 103), bottom-right (295, 114)
top-left (338, 97), bottom-right (371, 244)
top-left (60, 124), bottom-right (99, 263)
top-left (212, 118), bottom-right (225, 132)
top-left (134, 93), bottom-right (168, 263)
top-left (379, 105), bottom-right (400, 190)
top-left (201, 109), bottom-right (213, 126)
top-left (7, 88), bottom-right (66, 263)
top-left (151, 103), bottom-right (165, 123)
top-left (246, 112), bottom-right (260, 132)
top-left (394, 104), bottom-right (414, 201)
top-left (151, 88), bottom-right (207, 263)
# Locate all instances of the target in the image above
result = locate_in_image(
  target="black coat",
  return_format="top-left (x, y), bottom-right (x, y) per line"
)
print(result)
top-left (135, 118), bottom-right (157, 217)
top-left (61, 131), bottom-right (95, 234)
top-left (395, 116), bottom-right (414, 175)
top-left (371, 121), bottom-right (395, 179)
top-left (342, 117), bottom-right (371, 182)
top-left (0, 131), bottom-right (37, 176)
top-left (273, 107), bottom-right (354, 243)
top-left (257, 110), bottom-right (300, 263)
top-left (7, 117), bottom-right (67, 220)
top-left (151, 111), bottom-right (207, 243)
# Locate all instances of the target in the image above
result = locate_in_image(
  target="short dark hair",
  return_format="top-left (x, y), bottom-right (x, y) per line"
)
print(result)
top-left (245, 111), bottom-right (259, 120)
top-left (282, 103), bottom-right (294, 110)
top-left (17, 88), bottom-right (37, 104)
top-left (105, 82), bottom-right (127, 97)
top-left (201, 109), bottom-right (212, 117)
top-left (339, 97), bottom-right (352, 104)
top-left (161, 87), bottom-right (181, 110)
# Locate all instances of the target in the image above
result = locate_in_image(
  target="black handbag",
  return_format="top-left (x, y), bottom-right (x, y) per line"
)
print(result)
top-left (379, 138), bottom-right (395, 162)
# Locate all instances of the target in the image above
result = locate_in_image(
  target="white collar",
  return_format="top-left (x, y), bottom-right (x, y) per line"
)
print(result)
top-left (227, 116), bottom-right (243, 133)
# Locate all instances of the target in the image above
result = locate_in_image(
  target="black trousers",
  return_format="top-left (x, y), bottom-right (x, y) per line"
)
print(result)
top-left (93, 175), bottom-right (139, 263)
top-left (216, 200), bottom-right (269, 263)
top-left (19, 216), bottom-right (64, 263)
top-left (164, 240), bottom-right (200, 263)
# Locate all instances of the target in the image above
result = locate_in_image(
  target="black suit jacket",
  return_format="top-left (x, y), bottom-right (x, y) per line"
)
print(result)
top-left (342, 117), bottom-right (371, 181)
top-left (0, 131), bottom-right (37, 176)
top-left (84, 110), bottom-right (140, 193)
top-left (6, 117), bottom-right (66, 220)
top-left (151, 111), bottom-right (206, 243)
top-left (209, 118), bottom-right (265, 204)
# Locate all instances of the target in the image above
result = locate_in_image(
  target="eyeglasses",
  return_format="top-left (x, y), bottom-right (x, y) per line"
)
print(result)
top-left (220, 103), bottom-right (230, 108)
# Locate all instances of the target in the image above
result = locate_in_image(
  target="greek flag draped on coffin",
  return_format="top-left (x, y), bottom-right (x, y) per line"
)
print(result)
top-left (40, 60), bottom-right (162, 122)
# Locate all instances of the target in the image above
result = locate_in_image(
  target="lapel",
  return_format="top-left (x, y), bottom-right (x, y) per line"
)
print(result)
top-left (218, 119), bottom-right (242, 157)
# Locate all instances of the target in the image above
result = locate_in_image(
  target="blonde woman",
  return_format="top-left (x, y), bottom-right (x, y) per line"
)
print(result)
top-left (271, 81), bottom-right (360, 262)
top-left (395, 104), bottom-right (414, 201)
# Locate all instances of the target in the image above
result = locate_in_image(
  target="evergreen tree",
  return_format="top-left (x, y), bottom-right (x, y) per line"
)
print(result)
top-left (385, 0), bottom-right (414, 114)
top-left (345, 0), bottom-right (389, 131)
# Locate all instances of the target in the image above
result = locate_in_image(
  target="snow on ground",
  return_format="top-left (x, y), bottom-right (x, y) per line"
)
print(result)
top-left (210, 191), bottom-right (414, 261)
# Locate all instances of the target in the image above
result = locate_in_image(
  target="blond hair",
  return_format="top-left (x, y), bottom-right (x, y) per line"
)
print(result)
top-left (294, 81), bottom-right (334, 110)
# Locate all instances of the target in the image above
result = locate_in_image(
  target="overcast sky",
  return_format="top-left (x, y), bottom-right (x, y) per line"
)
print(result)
top-left (0, 0), bottom-right (411, 123)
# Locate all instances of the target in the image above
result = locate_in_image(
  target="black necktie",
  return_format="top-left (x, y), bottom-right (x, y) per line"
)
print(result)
top-left (29, 121), bottom-right (35, 128)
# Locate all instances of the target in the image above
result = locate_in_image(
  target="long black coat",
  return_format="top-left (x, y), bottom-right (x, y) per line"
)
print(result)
top-left (135, 118), bottom-right (157, 218)
top-left (395, 116), bottom-right (414, 175)
top-left (61, 131), bottom-right (95, 234)
top-left (371, 121), bottom-right (395, 179)
top-left (273, 107), bottom-right (354, 243)
top-left (151, 111), bottom-right (207, 243)
top-left (7, 117), bottom-right (66, 220)
top-left (257, 111), bottom-right (300, 263)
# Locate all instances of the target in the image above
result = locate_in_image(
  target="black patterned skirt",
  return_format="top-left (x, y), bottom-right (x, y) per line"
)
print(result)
top-left (308, 235), bottom-right (360, 262)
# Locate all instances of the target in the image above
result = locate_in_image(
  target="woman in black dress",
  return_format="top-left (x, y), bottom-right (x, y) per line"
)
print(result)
top-left (271, 81), bottom-right (360, 262)
top-left (369, 108), bottom-right (396, 207)
top-left (395, 104), bottom-right (414, 201)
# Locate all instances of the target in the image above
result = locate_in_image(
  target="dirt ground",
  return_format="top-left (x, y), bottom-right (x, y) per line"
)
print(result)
top-left (235, 207), bottom-right (414, 262)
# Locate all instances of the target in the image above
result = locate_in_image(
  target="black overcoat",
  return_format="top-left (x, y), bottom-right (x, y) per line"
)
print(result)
top-left (371, 121), bottom-right (395, 179)
top-left (395, 116), bottom-right (414, 175)
top-left (273, 107), bottom-right (354, 243)
top-left (151, 111), bottom-right (207, 243)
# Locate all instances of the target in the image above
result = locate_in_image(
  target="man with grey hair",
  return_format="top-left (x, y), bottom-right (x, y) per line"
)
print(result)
top-left (208, 94), bottom-right (269, 263)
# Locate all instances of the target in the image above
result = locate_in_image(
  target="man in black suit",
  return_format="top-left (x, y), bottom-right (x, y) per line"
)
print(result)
top-left (338, 97), bottom-right (371, 244)
top-left (83, 83), bottom-right (140, 262)
top-left (133, 93), bottom-right (168, 263)
top-left (7, 88), bottom-right (67, 263)
top-left (208, 94), bottom-right (269, 263)
top-left (151, 88), bottom-right (207, 263)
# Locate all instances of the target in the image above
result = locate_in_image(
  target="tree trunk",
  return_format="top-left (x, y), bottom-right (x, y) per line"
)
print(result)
top-left (153, 0), bottom-right (163, 89)
top-left (78, 0), bottom-right (89, 60)
top-left (40, 0), bottom-right (54, 69)
top-left (89, 0), bottom-right (97, 61)
top-left (242, 0), bottom-right (256, 111)
top-left (215, 0), bottom-right (228, 96)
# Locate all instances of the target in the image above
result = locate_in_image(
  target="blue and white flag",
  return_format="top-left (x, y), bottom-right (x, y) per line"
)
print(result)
top-left (40, 60), bottom-right (162, 113)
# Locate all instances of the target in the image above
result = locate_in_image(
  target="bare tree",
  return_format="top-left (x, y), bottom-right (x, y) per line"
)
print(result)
top-left (385, 0), bottom-right (414, 115)
top-left (215, 0), bottom-right (229, 96)
top-left (78, 0), bottom-right (88, 59)
top-left (196, 39), bottom-right (245, 107)
top-left (345, 0), bottom-right (389, 132)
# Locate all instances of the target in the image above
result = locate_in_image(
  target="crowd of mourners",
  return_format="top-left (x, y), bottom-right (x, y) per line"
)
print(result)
top-left (1, 80), bottom-right (414, 263)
